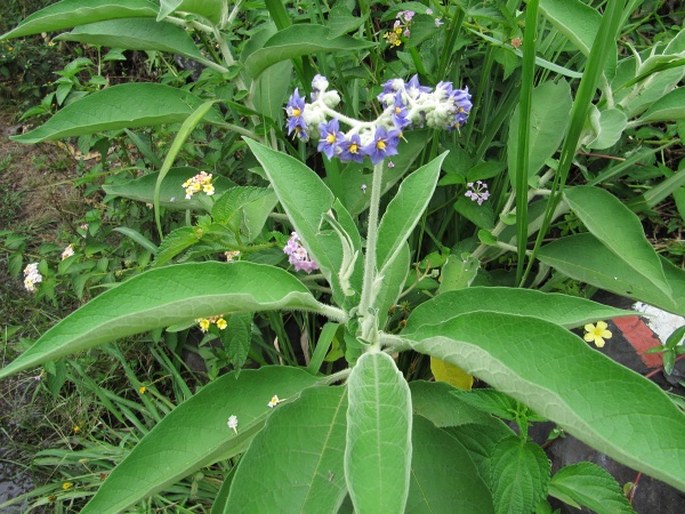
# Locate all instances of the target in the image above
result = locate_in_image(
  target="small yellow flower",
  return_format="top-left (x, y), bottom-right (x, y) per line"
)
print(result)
top-left (198, 318), bottom-right (211, 332)
top-left (584, 321), bottom-right (612, 348)
top-left (216, 317), bottom-right (228, 330)
top-left (138, 386), bottom-right (147, 394)
top-left (72, 425), bottom-right (80, 434)
top-left (267, 395), bottom-right (283, 408)
top-left (62, 482), bottom-right (74, 490)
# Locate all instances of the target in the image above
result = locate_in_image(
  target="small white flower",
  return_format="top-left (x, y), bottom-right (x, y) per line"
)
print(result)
top-left (61, 244), bottom-right (74, 261)
top-left (267, 395), bottom-right (283, 408)
top-left (227, 415), bottom-right (238, 434)
top-left (23, 262), bottom-right (43, 292)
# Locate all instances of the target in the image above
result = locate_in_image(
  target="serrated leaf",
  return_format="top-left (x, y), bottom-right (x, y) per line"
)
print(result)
top-left (103, 167), bottom-right (235, 211)
top-left (549, 462), bottom-right (635, 514)
top-left (538, 233), bottom-right (685, 316)
top-left (154, 226), bottom-right (201, 266)
top-left (401, 311), bottom-right (685, 491)
top-left (407, 415), bottom-right (494, 514)
top-left (1, 0), bottom-right (157, 40)
top-left (12, 83), bottom-right (222, 144)
top-left (403, 286), bottom-right (632, 335)
top-left (223, 386), bottom-right (347, 513)
top-left (223, 313), bottom-right (252, 370)
top-left (0, 262), bottom-right (335, 379)
top-left (245, 24), bottom-right (375, 78)
top-left (489, 437), bottom-right (550, 514)
top-left (376, 153), bottom-right (446, 273)
top-left (564, 186), bottom-right (672, 298)
top-left (55, 18), bottom-right (204, 61)
top-left (79, 366), bottom-right (319, 514)
top-left (345, 351), bottom-right (412, 514)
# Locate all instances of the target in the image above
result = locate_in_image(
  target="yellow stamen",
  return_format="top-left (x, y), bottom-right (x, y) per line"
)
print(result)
top-left (377, 140), bottom-right (386, 151)
top-left (326, 133), bottom-right (336, 144)
top-left (349, 143), bottom-right (359, 154)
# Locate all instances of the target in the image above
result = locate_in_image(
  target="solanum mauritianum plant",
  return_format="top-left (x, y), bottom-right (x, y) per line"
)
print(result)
top-left (2, 1), bottom-right (685, 513)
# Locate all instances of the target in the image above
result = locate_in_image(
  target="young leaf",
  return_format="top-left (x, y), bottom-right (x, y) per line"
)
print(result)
top-left (0, 262), bottom-right (343, 379)
top-left (376, 153), bottom-right (447, 274)
top-left (0, 0), bottom-right (157, 40)
top-left (401, 311), bottom-right (685, 491)
top-left (345, 351), bottom-right (413, 514)
top-left (56, 18), bottom-right (205, 62)
top-left (244, 24), bottom-right (375, 78)
top-left (538, 233), bottom-right (685, 316)
top-left (212, 187), bottom-right (277, 242)
top-left (489, 437), bottom-right (551, 514)
top-left (637, 87), bottom-right (685, 123)
top-left (79, 367), bottom-right (320, 514)
top-left (12, 83), bottom-right (222, 144)
top-left (223, 386), bottom-right (348, 513)
top-left (549, 462), bottom-right (635, 514)
top-left (154, 226), bottom-right (201, 266)
top-left (407, 416), bottom-right (494, 514)
top-left (402, 286), bottom-right (632, 335)
top-left (563, 186), bottom-right (672, 298)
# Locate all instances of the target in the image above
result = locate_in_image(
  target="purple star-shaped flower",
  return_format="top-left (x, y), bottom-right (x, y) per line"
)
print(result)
top-left (285, 88), bottom-right (308, 140)
top-left (363, 126), bottom-right (401, 165)
top-left (317, 118), bottom-right (344, 160)
top-left (339, 133), bottom-right (365, 163)
top-left (450, 86), bottom-right (472, 129)
top-left (391, 92), bottom-right (411, 129)
top-left (406, 74), bottom-right (431, 98)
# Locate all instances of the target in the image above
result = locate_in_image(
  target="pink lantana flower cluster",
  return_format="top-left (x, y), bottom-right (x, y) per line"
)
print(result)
top-left (283, 232), bottom-right (318, 273)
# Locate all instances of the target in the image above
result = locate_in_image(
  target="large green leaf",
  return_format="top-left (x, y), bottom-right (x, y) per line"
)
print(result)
top-left (158, 0), bottom-right (227, 25)
top-left (400, 311), bottom-right (685, 491)
top-left (376, 153), bottom-right (446, 274)
top-left (407, 415), bottom-right (494, 514)
top-left (538, 233), bottom-right (685, 316)
top-left (245, 24), bottom-right (375, 78)
top-left (0, 262), bottom-right (340, 379)
top-left (12, 83), bottom-right (222, 144)
top-left (403, 287), bottom-right (631, 335)
top-left (103, 167), bottom-right (235, 211)
top-left (345, 351), bottom-right (413, 514)
top-left (80, 367), bottom-right (320, 514)
top-left (539, 0), bottom-right (601, 55)
top-left (0, 0), bottom-right (157, 40)
top-left (549, 462), bottom-right (635, 514)
top-left (244, 138), bottom-right (345, 301)
top-left (564, 186), bottom-right (672, 298)
top-left (224, 386), bottom-right (348, 513)
top-left (507, 80), bottom-right (572, 185)
top-left (638, 87), bottom-right (685, 123)
top-left (56, 18), bottom-right (204, 61)
top-left (489, 437), bottom-right (550, 514)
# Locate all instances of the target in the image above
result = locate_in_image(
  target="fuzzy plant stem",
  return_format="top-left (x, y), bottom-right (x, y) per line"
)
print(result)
top-left (358, 161), bottom-right (385, 347)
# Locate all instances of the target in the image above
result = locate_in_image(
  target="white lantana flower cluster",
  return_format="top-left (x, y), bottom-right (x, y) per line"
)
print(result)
top-left (23, 262), bottom-right (43, 292)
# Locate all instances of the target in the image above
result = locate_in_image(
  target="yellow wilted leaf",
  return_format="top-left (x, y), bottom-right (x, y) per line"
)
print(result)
top-left (430, 356), bottom-right (474, 390)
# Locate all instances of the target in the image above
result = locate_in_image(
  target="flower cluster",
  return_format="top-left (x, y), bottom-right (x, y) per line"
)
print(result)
top-left (227, 414), bottom-right (238, 434)
top-left (285, 74), bottom-right (472, 165)
top-left (61, 244), bottom-right (75, 260)
top-left (384, 10), bottom-right (414, 47)
top-left (182, 171), bottom-right (215, 200)
top-left (283, 232), bottom-right (319, 273)
top-left (267, 395), bottom-right (283, 408)
top-left (23, 262), bottom-right (42, 292)
top-left (464, 180), bottom-right (490, 205)
top-left (196, 315), bottom-right (228, 332)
